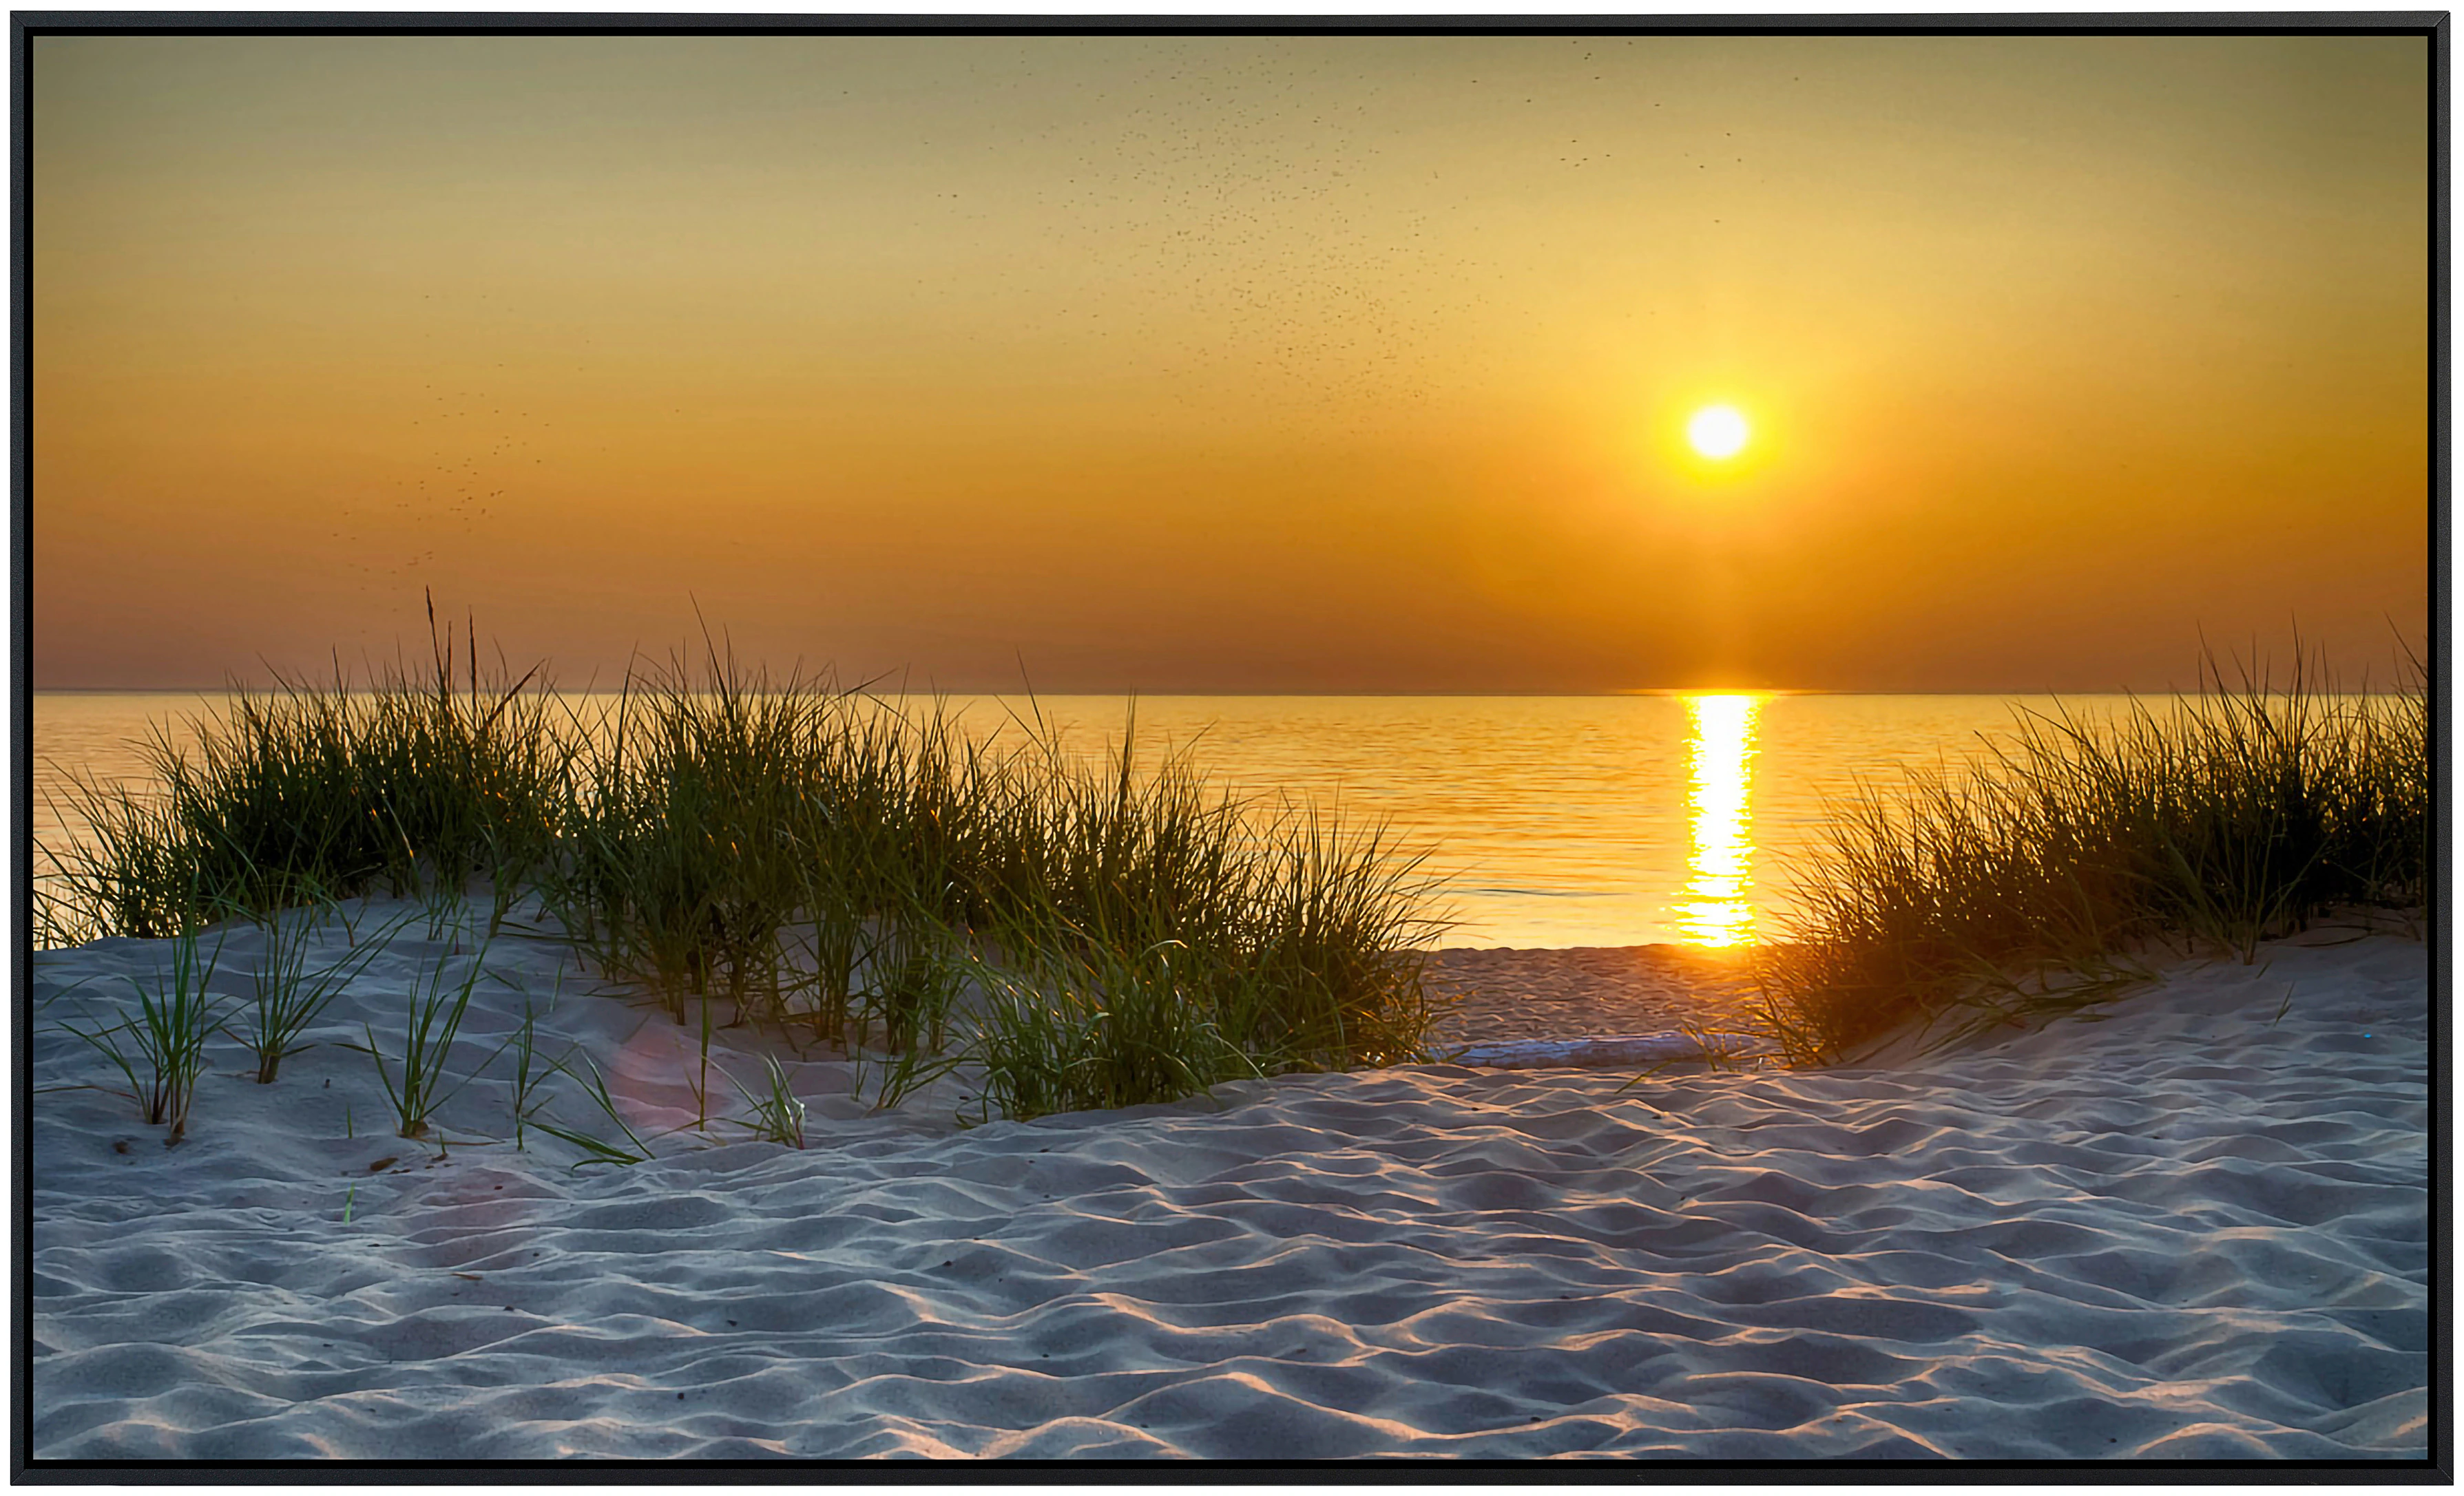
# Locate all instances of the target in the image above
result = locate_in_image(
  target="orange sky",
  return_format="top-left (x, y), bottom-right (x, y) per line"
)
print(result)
top-left (31, 32), bottom-right (2432, 692)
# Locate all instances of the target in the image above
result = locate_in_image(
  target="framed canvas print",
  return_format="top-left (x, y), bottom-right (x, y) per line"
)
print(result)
top-left (17, 14), bottom-right (2439, 1474)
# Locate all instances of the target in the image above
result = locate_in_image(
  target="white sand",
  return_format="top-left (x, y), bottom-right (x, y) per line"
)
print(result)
top-left (29, 898), bottom-right (2428, 1460)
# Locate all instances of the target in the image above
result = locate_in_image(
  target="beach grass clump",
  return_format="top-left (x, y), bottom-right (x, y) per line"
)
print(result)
top-left (1757, 644), bottom-right (2429, 1064)
top-left (904, 711), bottom-right (1450, 1074)
top-left (725, 1053), bottom-right (811, 1148)
top-left (539, 647), bottom-right (1453, 1111)
top-left (39, 596), bottom-right (565, 945)
top-left (536, 634), bottom-right (950, 1031)
top-left (1220, 803), bottom-right (1450, 1069)
top-left (950, 710), bottom-right (1251, 953)
top-left (36, 606), bottom-right (1457, 1126)
top-left (36, 770), bottom-right (202, 946)
top-left (963, 902), bottom-right (1262, 1123)
top-left (237, 901), bottom-right (408, 1084)
top-left (57, 921), bottom-right (229, 1142)
top-left (848, 900), bottom-right (972, 1060)
top-left (961, 832), bottom-right (1447, 1124)
top-left (354, 609), bottom-right (565, 910)
top-left (353, 942), bottom-right (497, 1140)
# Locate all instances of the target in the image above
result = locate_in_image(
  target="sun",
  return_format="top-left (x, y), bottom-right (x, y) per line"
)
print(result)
top-left (1687, 405), bottom-right (1751, 460)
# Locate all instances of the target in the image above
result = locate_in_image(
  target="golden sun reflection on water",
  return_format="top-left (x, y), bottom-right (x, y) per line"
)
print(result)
top-left (1678, 693), bottom-right (1764, 948)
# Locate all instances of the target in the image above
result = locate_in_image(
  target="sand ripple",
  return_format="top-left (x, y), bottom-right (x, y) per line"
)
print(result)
top-left (30, 909), bottom-right (2428, 1461)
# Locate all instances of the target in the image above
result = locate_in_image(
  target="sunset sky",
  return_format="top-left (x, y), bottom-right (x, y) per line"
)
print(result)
top-left (31, 31), bottom-right (2432, 693)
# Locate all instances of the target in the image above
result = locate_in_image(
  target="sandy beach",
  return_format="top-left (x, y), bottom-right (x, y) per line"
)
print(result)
top-left (1426, 944), bottom-right (1776, 1066)
top-left (29, 899), bottom-right (2428, 1460)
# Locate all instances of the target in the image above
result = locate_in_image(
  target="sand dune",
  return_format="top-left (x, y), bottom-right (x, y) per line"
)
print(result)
top-left (29, 898), bottom-right (2428, 1460)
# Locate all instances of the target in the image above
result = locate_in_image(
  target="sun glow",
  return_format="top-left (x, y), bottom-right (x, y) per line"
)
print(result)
top-left (1678, 693), bottom-right (1763, 948)
top-left (1687, 405), bottom-right (1751, 460)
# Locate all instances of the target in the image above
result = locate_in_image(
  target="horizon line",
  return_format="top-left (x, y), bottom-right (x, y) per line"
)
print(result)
top-left (26, 683), bottom-right (2403, 699)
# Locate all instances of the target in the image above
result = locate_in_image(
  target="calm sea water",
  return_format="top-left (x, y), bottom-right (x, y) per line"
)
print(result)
top-left (31, 691), bottom-right (2131, 950)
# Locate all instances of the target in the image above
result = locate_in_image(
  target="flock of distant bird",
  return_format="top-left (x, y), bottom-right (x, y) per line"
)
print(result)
top-left (402, 367), bottom-right (540, 526)
top-left (331, 349), bottom-right (570, 593)
top-left (335, 39), bottom-right (1770, 585)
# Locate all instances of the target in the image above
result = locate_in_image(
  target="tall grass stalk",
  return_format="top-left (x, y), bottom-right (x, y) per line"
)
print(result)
top-left (502, 973), bottom-right (563, 1150)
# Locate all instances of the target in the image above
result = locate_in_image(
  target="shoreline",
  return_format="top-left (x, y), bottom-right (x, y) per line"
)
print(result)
top-left (30, 898), bottom-right (2430, 1459)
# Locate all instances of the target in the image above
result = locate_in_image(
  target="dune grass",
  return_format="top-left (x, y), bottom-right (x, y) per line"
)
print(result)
top-left (1753, 644), bottom-right (2430, 1065)
top-left (56, 920), bottom-right (230, 1144)
top-left (38, 597), bottom-right (562, 948)
top-left (532, 1050), bottom-right (656, 1166)
top-left (237, 900), bottom-right (410, 1084)
top-left (724, 1053), bottom-right (811, 1148)
top-left (532, 638), bottom-right (1451, 1099)
top-left (352, 941), bottom-right (500, 1141)
top-left (501, 981), bottom-right (559, 1151)
top-left (963, 899), bottom-right (1261, 1122)
top-left (36, 608), bottom-right (1454, 1130)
